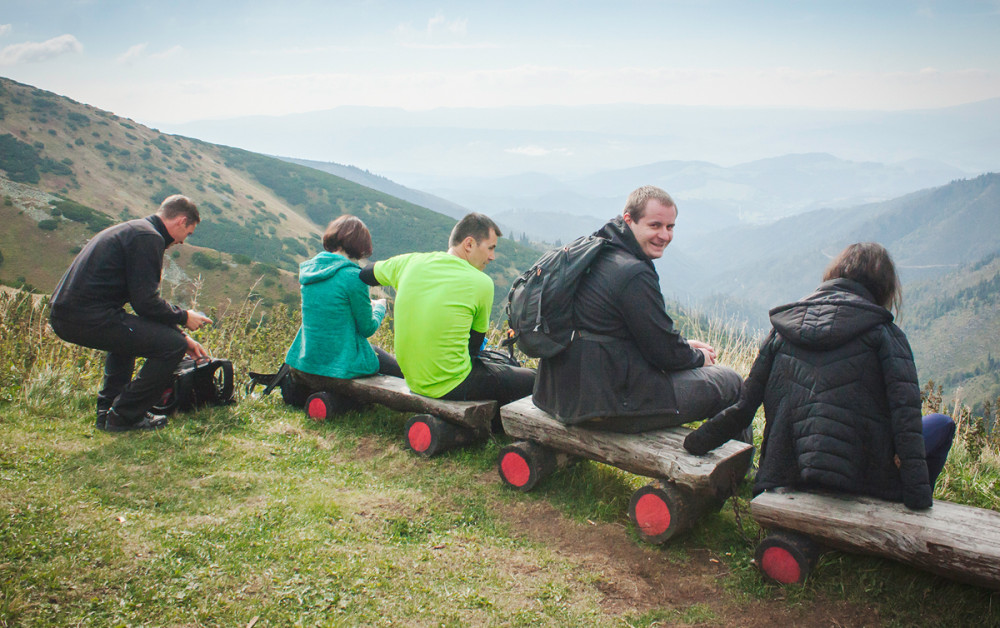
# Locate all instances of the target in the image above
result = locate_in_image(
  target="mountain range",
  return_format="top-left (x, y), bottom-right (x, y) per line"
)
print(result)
top-left (2, 75), bottom-right (998, 408)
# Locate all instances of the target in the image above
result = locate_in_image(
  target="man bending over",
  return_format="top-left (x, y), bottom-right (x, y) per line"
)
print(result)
top-left (49, 195), bottom-right (212, 432)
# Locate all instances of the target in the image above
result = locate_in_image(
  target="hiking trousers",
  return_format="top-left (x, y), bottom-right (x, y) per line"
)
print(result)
top-left (50, 311), bottom-right (187, 422)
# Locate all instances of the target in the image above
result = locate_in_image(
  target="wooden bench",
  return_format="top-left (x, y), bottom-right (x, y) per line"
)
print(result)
top-left (498, 397), bottom-right (754, 543)
top-left (303, 375), bottom-right (498, 457)
top-left (750, 490), bottom-right (1000, 590)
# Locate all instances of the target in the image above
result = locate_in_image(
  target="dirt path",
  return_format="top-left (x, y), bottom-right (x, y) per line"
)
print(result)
top-left (487, 477), bottom-right (881, 627)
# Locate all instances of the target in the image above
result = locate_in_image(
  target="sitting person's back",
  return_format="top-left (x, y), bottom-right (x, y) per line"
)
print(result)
top-left (684, 242), bottom-right (955, 510)
top-left (285, 215), bottom-right (400, 391)
top-left (361, 212), bottom-right (535, 408)
top-left (533, 186), bottom-right (741, 432)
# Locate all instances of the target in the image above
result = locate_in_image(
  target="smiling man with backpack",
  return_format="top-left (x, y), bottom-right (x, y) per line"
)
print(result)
top-left (529, 186), bottom-right (741, 432)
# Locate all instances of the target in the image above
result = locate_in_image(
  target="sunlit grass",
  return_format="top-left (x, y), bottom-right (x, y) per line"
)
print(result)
top-left (2, 288), bottom-right (999, 626)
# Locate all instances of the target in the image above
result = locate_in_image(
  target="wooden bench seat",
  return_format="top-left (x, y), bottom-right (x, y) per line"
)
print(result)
top-left (498, 397), bottom-right (754, 543)
top-left (303, 374), bottom-right (498, 457)
top-left (751, 490), bottom-right (1000, 590)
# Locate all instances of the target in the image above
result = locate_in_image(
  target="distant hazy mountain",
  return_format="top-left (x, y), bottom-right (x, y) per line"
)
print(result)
top-left (664, 173), bottom-right (1000, 313)
top-left (279, 156), bottom-right (470, 220)
top-left (406, 153), bottom-right (969, 243)
top-left (163, 100), bottom-right (1000, 180)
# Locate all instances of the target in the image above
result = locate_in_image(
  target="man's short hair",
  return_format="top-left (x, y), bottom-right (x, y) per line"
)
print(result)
top-left (623, 186), bottom-right (676, 221)
top-left (158, 194), bottom-right (200, 225)
top-left (323, 214), bottom-right (373, 259)
top-left (449, 212), bottom-right (501, 247)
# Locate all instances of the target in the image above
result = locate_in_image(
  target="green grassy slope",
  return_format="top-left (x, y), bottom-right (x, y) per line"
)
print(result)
top-left (0, 77), bottom-right (540, 317)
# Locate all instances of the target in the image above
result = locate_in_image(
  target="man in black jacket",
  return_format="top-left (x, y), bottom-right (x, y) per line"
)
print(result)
top-left (49, 195), bottom-right (212, 432)
top-left (533, 186), bottom-right (740, 432)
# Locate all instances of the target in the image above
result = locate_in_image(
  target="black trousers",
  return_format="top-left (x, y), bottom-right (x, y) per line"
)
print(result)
top-left (50, 311), bottom-right (187, 422)
top-left (439, 357), bottom-right (536, 408)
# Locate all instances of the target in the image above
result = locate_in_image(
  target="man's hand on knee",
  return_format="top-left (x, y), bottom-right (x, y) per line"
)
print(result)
top-left (185, 310), bottom-right (213, 331)
top-left (185, 335), bottom-right (210, 360)
top-left (689, 339), bottom-right (717, 365)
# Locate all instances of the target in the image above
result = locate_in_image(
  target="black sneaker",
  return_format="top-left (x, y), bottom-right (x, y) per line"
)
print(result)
top-left (96, 409), bottom-right (109, 431)
top-left (105, 409), bottom-right (169, 432)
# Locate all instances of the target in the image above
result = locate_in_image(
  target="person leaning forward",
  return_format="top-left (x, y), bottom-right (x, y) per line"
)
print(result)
top-left (532, 185), bottom-right (741, 432)
top-left (359, 213), bottom-right (535, 412)
top-left (48, 194), bottom-right (212, 432)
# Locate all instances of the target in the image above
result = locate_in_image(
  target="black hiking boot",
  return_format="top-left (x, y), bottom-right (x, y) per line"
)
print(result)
top-left (96, 409), bottom-right (109, 431)
top-left (105, 409), bottom-right (169, 433)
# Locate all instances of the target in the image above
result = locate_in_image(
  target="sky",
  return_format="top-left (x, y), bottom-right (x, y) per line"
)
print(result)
top-left (1, 0), bottom-right (1000, 126)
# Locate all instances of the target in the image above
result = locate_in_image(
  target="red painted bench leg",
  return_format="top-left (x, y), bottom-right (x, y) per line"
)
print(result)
top-left (498, 441), bottom-right (557, 492)
top-left (756, 530), bottom-right (821, 585)
top-left (629, 481), bottom-right (693, 544)
top-left (404, 414), bottom-right (479, 457)
top-left (304, 391), bottom-right (354, 422)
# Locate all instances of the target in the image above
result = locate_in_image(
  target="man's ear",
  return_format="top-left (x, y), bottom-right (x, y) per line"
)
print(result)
top-left (622, 212), bottom-right (634, 226)
top-left (462, 236), bottom-right (477, 252)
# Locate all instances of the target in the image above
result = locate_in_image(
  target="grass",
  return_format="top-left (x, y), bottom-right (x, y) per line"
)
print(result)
top-left (2, 289), bottom-right (1000, 626)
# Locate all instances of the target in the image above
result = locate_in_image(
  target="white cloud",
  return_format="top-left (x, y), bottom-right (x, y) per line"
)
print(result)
top-left (427, 13), bottom-right (467, 37)
top-left (505, 145), bottom-right (573, 157)
top-left (0, 34), bottom-right (82, 66)
top-left (395, 13), bottom-right (472, 47)
top-left (116, 43), bottom-right (147, 65)
top-left (0, 24), bottom-right (12, 37)
top-left (151, 45), bottom-right (183, 60)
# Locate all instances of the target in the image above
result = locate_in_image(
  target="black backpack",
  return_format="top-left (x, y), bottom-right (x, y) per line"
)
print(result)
top-left (153, 357), bottom-right (235, 414)
top-left (504, 234), bottom-right (607, 358)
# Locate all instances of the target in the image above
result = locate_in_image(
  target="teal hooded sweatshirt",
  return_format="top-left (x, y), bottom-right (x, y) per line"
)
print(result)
top-left (284, 251), bottom-right (387, 379)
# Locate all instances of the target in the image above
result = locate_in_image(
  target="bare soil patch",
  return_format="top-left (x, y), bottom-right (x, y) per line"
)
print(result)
top-left (494, 490), bottom-right (881, 627)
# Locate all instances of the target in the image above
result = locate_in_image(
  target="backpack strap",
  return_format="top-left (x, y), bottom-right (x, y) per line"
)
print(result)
top-left (246, 363), bottom-right (292, 396)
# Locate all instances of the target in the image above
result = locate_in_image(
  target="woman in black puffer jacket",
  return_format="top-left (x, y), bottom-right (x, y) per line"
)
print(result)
top-left (683, 243), bottom-right (954, 510)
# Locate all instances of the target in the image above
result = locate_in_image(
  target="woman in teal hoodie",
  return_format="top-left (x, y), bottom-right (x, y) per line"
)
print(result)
top-left (285, 215), bottom-right (401, 391)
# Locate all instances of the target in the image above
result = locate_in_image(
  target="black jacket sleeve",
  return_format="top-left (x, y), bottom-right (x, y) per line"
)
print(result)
top-left (468, 330), bottom-right (485, 357)
top-left (684, 330), bottom-right (777, 455)
top-left (359, 263), bottom-right (381, 287)
top-left (618, 269), bottom-right (703, 372)
top-left (879, 325), bottom-right (932, 510)
top-left (126, 233), bottom-right (187, 325)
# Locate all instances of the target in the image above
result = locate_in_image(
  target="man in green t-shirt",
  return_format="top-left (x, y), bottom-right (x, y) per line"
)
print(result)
top-left (360, 213), bottom-right (535, 407)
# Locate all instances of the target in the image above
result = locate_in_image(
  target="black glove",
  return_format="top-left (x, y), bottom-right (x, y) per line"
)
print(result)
top-left (683, 428), bottom-right (715, 456)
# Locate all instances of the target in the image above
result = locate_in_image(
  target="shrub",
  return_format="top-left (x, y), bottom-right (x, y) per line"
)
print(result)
top-left (38, 219), bottom-right (59, 230)
top-left (191, 251), bottom-right (223, 270)
top-left (67, 112), bottom-right (90, 126)
top-left (0, 134), bottom-right (41, 183)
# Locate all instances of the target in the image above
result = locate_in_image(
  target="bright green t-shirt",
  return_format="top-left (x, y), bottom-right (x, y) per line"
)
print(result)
top-left (374, 251), bottom-right (493, 397)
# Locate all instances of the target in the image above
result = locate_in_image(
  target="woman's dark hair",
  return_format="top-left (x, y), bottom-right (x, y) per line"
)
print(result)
top-left (323, 215), bottom-right (373, 259)
top-left (823, 242), bottom-right (902, 313)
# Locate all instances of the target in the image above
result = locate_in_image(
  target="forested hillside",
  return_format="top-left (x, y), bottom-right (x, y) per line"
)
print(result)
top-left (904, 251), bottom-right (1000, 412)
top-left (0, 77), bottom-right (539, 316)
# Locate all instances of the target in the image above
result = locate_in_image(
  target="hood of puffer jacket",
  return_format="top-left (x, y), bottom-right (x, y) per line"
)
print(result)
top-left (297, 251), bottom-right (356, 285)
top-left (594, 216), bottom-right (655, 268)
top-left (768, 278), bottom-right (893, 350)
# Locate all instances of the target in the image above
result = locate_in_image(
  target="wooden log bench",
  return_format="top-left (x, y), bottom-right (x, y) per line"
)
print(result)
top-left (302, 375), bottom-right (497, 457)
top-left (750, 490), bottom-right (1000, 590)
top-left (498, 397), bottom-right (754, 543)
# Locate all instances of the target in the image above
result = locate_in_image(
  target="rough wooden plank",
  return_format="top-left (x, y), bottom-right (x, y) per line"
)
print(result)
top-left (499, 396), bottom-right (753, 494)
top-left (751, 490), bottom-right (1000, 590)
top-left (322, 374), bottom-right (497, 432)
